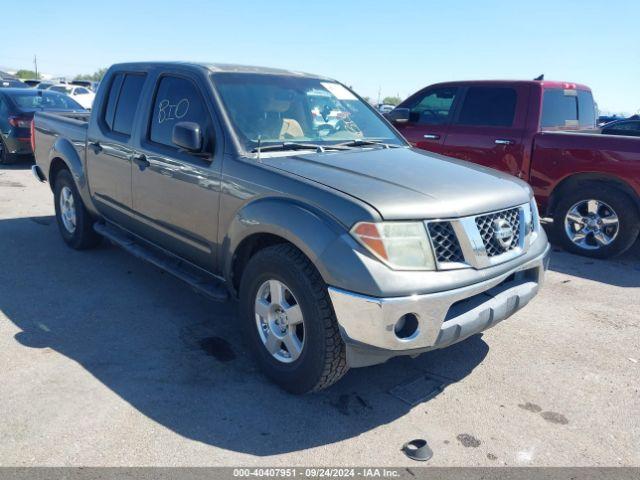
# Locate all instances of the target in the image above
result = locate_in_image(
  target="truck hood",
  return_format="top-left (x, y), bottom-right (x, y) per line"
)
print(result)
top-left (261, 147), bottom-right (532, 220)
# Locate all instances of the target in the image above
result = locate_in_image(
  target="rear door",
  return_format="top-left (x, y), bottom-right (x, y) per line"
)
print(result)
top-left (129, 71), bottom-right (223, 272)
top-left (86, 71), bottom-right (147, 228)
top-left (394, 86), bottom-right (459, 154)
top-left (443, 85), bottom-right (529, 178)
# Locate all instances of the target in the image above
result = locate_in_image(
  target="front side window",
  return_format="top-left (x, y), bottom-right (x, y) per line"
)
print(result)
top-left (212, 73), bottom-right (404, 151)
top-left (150, 76), bottom-right (208, 148)
top-left (75, 87), bottom-right (89, 95)
top-left (408, 87), bottom-right (457, 125)
top-left (456, 87), bottom-right (516, 127)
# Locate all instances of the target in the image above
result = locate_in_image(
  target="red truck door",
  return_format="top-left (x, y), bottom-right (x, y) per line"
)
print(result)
top-left (393, 86), bottom-right (460, 154)
top-left (442, 84), bottom-right (530, 178)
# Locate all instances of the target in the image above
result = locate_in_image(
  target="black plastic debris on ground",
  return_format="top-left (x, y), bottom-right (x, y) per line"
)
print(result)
top-left (389, 373), bottom-right (449, 406)
top-left (402, 439), bottom-right (433, 462)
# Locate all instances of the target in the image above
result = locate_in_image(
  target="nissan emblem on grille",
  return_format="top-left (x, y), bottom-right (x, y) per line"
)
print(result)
top-left (493, 218), bottom-right (514, 250)
top-left (475, 207), bottom-right (521, 257)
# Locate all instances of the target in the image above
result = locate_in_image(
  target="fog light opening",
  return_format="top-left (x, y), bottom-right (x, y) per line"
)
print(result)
top-left (394, 313), bottom-right (419, 340)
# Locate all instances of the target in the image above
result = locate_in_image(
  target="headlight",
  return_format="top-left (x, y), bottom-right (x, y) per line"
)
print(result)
top-left (351, 221), bottom-right (436, 270)
top-left (527, 198), bottom-right (540, 244)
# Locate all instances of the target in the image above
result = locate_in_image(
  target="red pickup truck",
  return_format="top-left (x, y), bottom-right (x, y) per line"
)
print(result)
top-left (388, 80), bottom-right (640, 258)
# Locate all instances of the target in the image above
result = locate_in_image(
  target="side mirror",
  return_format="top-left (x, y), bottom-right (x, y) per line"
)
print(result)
top-left (385, 107), bottom-right (410, 123)
top-left (172, 121), bottom-right (202, 152)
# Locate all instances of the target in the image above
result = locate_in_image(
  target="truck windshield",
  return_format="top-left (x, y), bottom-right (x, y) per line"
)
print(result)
top-left (212, 73), bottom-right (405, 152)
top-left (9, 91), bottom-right (85, 111)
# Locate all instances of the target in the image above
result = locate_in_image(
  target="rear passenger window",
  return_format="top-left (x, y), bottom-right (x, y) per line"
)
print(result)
top-left (103, 73), bottom-right (146, 135)
top-left (113, 75), bottom-right (146, 135)
top-left (456, 87), bottom-right (517, 127)
top-left (150, 76), bottom-right (208, 148)
top-left (104, 74), bottom-right (124, 130)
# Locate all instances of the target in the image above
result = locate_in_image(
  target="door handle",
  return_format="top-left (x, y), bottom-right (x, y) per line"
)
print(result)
top-left (423, 134), bottom-right (440, 140)
top-left (88, 141), bottom-right (102, 153)
top-left (131, 153), bottom-right (150, 169)
top-left (494, 139), bottom-right (514, 145)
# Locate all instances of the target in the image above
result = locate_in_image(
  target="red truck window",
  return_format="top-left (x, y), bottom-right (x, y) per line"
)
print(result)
top-left (408, 87), bottom-right (458, 125)
top-left (541, 88), bottom-right (595, 129)
top-left (577, 90), bottom-right (596, 127)
top-left (455, 87), bottom-right (517, 127)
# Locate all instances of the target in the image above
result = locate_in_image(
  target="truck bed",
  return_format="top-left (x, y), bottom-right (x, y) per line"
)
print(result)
top-left (33, 111), bottom-right (90, 182)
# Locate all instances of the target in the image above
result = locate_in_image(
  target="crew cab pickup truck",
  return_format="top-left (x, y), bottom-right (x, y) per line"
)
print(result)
top-left (32, 62), bottom-right (549, 393)
top-left (388, 81), bottom-right (640, 258)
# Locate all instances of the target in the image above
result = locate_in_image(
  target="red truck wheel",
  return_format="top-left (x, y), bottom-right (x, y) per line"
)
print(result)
top-left (553, 186), bottom-right (640, 258)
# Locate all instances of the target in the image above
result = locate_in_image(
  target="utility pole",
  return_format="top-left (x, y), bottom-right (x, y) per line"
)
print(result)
top-left (33, 55), bottom-right (38, 79)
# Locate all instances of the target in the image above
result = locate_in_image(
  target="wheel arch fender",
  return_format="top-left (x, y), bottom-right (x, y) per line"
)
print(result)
top-left (222, 197), bottom-right (375, 296)
top-left (547, 172), bottom-right (640, 217)
top-left (48, 138), bottom-right (99, 216)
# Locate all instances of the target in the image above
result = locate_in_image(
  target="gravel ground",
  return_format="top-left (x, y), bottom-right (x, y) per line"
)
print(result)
top-left (0, 164), bottom-right (638, 466)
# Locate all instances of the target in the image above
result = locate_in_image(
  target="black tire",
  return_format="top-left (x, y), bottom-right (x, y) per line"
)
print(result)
top-left (239, 243), bottom-right (348, 394)
top-left (53, 169), bottom-right (101, 250)
top-left (0, 138), bottom-right (15, 165)
top-left (552, 185), bottom-right (640, 258)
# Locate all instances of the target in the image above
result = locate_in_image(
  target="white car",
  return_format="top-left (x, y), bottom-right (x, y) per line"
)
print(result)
top-left (48, 84), bottom-right (95, 109)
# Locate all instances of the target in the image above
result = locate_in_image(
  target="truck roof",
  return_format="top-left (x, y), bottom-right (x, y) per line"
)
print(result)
top-left (427, 79), bottom-right (592, 91)
top-left (110, 61), bottom-right (332, 81)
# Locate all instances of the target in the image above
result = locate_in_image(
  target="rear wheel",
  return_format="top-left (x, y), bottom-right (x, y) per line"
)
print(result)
top-left (553, 185), bottom-right (639, 258)
top-left (239, 244), bottom-right (348, 394)
top-left (53, 169), bottom-right (101, 249)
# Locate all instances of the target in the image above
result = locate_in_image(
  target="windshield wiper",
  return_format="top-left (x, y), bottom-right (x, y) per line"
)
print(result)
top-left (335, 139), bottom-right (400, 149)
top-left (250, 142), bottom-right (348, 153)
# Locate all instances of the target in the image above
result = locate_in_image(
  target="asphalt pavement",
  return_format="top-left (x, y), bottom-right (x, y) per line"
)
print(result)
top-left (1, 164), bottom-right (638, 466)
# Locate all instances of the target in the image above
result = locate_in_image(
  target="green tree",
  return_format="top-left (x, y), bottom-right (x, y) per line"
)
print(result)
top-left (382, 96), bottom-right (402, 106)
top-left (74, 68), bottom-right (107, 82)
top-left (16, 69), bottom-right (39, 79)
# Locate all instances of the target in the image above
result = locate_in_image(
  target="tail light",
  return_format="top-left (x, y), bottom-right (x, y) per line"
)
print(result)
top-left (30, 120), bottom-right (36, 152)
top-left (8, 116), bottom-right (32, 129)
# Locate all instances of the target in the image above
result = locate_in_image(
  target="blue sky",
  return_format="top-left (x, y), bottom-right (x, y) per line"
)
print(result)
top-left (4, 0), bottom-right (638, 114)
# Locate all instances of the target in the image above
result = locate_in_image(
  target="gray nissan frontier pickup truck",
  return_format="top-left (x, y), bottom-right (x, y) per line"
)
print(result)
top-left (32, 62), bottom-right (550, 393)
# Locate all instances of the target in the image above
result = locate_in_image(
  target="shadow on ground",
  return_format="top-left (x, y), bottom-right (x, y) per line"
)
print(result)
top-left (0, 159), bottom-right (33, 171)
top-left (0, 215), bottom-right (489, 456)
top-left (542, 221), bottom-right (640, 288)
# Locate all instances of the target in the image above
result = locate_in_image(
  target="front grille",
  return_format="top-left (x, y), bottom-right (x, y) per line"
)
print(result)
top-left (475, 207), bottom-right (520, 257)
top-left (427, 221), bottom-right (464, 263)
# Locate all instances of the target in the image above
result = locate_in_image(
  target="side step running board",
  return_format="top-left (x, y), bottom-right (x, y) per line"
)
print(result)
top-left (94, 222), bottom-right (229, 302)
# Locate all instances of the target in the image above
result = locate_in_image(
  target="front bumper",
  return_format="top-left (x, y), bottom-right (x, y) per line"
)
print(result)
top-left (328, 242), bottom-right (550, 367)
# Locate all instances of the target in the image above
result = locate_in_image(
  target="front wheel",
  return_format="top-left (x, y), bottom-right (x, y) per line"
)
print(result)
top-left (239, 244), bottom-right (348, 394)
top-left (553, 186), bottom-right (640, 258)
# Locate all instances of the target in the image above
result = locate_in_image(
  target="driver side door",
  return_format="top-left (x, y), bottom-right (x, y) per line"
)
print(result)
top-left (129, 73), bottom-right (223, 273)
top-left (394, 86), bottom-right (459, 155)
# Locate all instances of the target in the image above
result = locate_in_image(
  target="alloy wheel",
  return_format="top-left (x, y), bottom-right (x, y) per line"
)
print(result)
top-left (59, 186), bottom-right (77, 234)
top-left (564, 199), bottom-right (619, 250)
top-left (254, 279), bottom-right (305, 363)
